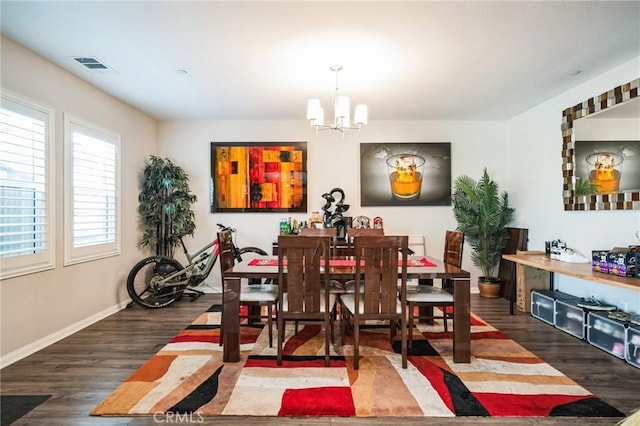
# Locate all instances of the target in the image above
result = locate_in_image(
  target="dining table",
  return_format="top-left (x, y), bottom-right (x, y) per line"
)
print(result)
top-left (222, 254), bottom-right (471, 363)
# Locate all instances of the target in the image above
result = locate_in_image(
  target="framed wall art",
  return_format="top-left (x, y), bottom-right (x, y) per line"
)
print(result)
top-left (360, 142), bottom-right (451, 206)
top-left (210, 142), bottom-right (307, 213)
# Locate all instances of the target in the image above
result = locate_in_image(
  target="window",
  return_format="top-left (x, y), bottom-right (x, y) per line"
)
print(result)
top-left (64, 114), bottom-right (121, 265)
top-left (0, 91), bottom-right (55, 279)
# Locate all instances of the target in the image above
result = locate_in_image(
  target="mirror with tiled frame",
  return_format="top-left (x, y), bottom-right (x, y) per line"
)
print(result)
top-left (561, 78), bottom-right (640, 211)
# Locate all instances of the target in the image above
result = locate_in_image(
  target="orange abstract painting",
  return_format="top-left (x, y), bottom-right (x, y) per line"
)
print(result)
top-left (210, 142), bottom-right (307, 212)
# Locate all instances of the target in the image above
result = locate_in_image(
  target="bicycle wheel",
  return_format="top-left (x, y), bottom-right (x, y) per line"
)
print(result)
top-left (237, 247), bottom-right (272, 284)
top-left (238, 246), bottom-right (268, 257)
top-left (127, 256), bottom-right (186, 308)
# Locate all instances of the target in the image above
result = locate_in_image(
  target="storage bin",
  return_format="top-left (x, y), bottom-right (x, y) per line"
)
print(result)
top-left (530, 290), bottom-right (577, 326)
top-left (531, 290), bottom-right (555, 324)
top-left (626, 325), bottom-right (640, 368)
top-left (555, 299), bottom-right (586, 339)
top-left (587, 312), bottom-right (626, 359)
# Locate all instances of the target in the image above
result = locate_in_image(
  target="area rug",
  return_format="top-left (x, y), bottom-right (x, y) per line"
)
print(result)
top-left (1, 395), bottom-right (51, 425)
top-left (91, 305), bottom-right (623, 418)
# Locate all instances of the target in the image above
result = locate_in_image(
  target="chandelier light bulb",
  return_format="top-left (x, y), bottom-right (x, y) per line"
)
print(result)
top-left (354, 104), bottom-right (368, 125)
top-left (306, 99), bottom-right (321, 121)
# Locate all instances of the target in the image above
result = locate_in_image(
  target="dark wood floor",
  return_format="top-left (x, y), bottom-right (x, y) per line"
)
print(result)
top-left (1, 294), bottom-right (639, 425)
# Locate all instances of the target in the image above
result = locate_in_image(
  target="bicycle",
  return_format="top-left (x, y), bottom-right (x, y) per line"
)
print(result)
top-left (126, 223), bottom-right (269, 308)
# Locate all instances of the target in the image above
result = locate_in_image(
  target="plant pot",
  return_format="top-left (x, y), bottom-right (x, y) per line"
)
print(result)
top-left (478, 277), bottom-right (501, 298)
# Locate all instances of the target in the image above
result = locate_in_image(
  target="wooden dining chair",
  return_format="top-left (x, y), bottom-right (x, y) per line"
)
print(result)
top-left (339, 235), bottom-right (409, 370)
top-left (407, 230), bottom-right (463, 344)
top-left (277, 235), bottom-right (334, 366)
top-left (218, 229), bottom-right (278, 347)
top-left (344, 227), bottom-right (384, 255)
top-left (299, 227), bottom-right (337, 253)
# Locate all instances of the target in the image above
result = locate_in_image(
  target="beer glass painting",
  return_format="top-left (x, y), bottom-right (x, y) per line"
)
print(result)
top-left (360, 143), bottom-right (451, 206)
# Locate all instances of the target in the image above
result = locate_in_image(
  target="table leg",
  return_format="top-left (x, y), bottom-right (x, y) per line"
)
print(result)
top-left (453, 277), bottom-right (471, 363)
top-left (509, 261), bottom-right (516, 315)
top-left (417, 278), bottom-right (434, 324)
top-left (222, 277), bottom-right (240, 362)
top-left (247, 278), bottom-right (262, 324)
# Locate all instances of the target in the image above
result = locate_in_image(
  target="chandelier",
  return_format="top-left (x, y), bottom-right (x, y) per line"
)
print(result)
top-left (306, 65), bottom-right (368, 134)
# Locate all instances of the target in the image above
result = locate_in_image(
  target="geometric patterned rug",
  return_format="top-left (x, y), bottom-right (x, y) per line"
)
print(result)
top-left (91, 304), bottom-right (624, 418)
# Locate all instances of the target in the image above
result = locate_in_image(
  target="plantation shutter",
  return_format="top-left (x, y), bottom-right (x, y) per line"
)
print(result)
top-left (64, 115), bottom-right (120, 265)
top-left (0, 104), bottom-right (48, 258)
top-left (71, 131), bottom-right (116, 247)
top-left (0, 92), bottom-right (55, 279)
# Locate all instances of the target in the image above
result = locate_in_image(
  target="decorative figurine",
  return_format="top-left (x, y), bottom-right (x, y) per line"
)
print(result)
top-left (319, 187), bottom-right (350, 239)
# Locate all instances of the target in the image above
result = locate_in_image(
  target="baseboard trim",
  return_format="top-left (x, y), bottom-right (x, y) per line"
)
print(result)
top-left (0, 300), bottom-right (129, 370)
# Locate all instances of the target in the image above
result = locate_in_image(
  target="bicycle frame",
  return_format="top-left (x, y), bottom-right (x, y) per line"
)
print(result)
top-left (155, 237), bottom-right (221, 288)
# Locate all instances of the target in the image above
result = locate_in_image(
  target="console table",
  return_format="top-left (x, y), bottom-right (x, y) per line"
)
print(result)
top-left (502, 253), bottom-right (640, 314)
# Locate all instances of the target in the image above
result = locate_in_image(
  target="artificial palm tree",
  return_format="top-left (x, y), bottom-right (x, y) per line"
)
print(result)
top-left (452, 168), bottom-right (514, 297)
top-left (138, 155), bottom-right (197, 256)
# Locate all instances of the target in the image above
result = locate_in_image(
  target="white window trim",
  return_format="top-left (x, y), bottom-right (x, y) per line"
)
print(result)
top-left (63, 113), bottom-right (121, 266)
top-left (0, 90), bottom-right (56, 280)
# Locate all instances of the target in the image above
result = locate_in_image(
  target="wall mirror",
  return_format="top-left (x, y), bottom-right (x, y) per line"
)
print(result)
top-left (561, 78), bottom-right (639, 211)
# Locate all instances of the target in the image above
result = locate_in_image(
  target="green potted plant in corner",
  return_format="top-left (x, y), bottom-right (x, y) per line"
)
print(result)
top-left (452, 168), bottom-right (515, 298)
top-left (138, 155), bottom-right (197, 256)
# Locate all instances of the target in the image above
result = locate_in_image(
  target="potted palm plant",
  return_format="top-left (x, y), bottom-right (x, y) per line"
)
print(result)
top-left (138, 155), bottom-right (197, 256)
top-left (452, 168), bottom-right (515, 298)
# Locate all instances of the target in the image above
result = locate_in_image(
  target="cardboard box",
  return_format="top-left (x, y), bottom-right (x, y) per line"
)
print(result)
top-left (592, 250), bottom-right (609, 273)
top-left (607, 246), bottom-right (640, 277)
top-left (516, 250), bottom-right (550, 312)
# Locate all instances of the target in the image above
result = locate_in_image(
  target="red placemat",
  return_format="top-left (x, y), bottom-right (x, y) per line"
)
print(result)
top-left (328, 259), bottom-right (358, 267)
top-left (248, 257), bottom-right (435, 267)
top-left (408, 257), bottom-right (436, 267)
top-left (248, 258), bottom-right (280, 266)
top-left (328, 258), bottom-right (435, 267)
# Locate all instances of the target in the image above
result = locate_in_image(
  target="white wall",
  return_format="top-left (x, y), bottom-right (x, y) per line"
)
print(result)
top-left (156, 120), bottom-right (508, 291)
top-left (506, 56), bottom-right (640, 311)
top-left (0, 37), bottom-right (157, 366)
top-left (575, 116), bottom-right (640, 140)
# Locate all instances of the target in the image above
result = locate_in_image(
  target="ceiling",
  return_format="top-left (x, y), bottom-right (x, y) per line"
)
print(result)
top-left (1, 1), bottom-right (639, 122)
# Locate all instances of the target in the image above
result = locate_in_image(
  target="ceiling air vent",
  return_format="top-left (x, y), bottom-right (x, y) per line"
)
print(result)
top-left (73, 57), bottom-right (110, 70)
